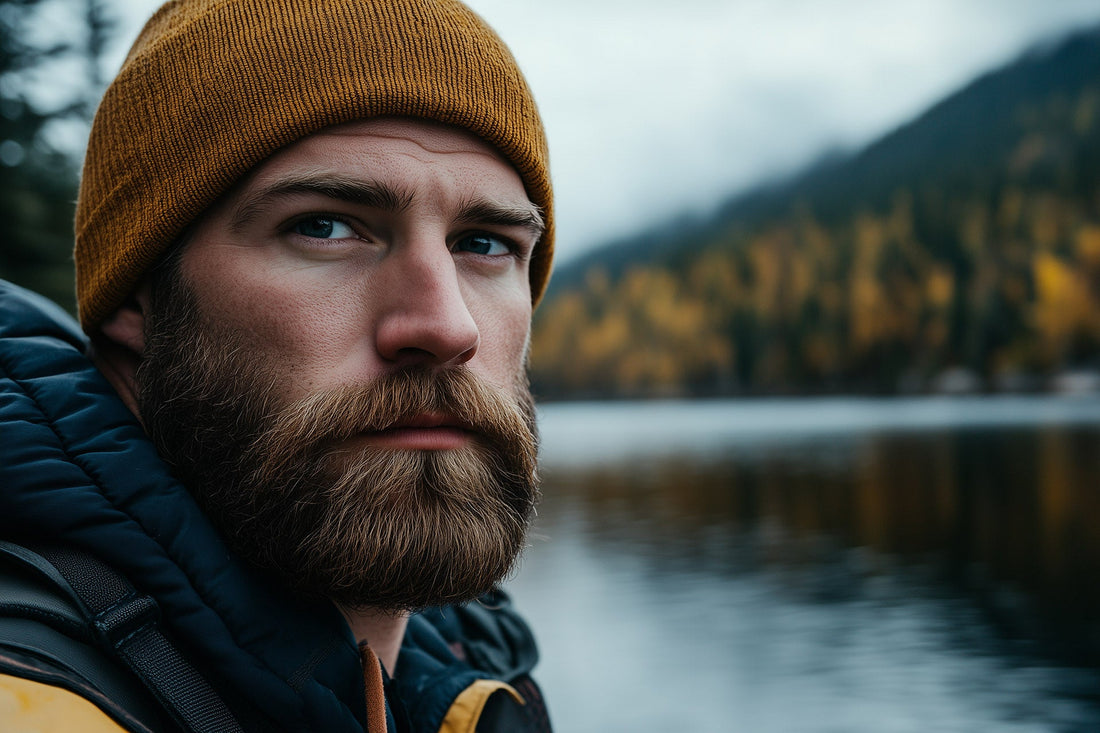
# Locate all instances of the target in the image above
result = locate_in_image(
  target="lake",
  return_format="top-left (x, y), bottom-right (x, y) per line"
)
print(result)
top-left (508, 396), bottom-right (1100, 733)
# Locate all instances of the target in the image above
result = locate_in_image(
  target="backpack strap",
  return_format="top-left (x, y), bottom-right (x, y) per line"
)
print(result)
top-left (0, 541), bottom-right (243, 733)
top-left (0, 541), bottom-right (170, 732)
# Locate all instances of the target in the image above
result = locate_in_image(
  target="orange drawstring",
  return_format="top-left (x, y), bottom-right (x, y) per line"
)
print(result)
top-left (359, 642), bottom-right (388, 733)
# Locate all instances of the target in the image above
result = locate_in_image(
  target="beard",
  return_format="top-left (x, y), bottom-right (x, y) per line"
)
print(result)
top-left (136, 272), bottom-right (539, 612)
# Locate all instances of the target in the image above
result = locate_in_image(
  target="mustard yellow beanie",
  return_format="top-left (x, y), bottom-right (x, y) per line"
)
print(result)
top-left (75, 0), bottom-right (553, 332)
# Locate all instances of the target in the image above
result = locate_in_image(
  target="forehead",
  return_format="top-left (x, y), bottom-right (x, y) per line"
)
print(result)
top-left (237, 117), bottom-right (528, 199)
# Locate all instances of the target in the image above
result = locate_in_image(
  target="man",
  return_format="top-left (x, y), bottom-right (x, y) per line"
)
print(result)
top-left (0, 0), bottom-right (554, 731)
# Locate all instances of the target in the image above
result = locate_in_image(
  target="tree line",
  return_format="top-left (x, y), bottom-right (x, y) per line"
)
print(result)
top-left (531, 40), bottom-right (1100, 399)
top-left (0, 0), bottom-right (113, 312)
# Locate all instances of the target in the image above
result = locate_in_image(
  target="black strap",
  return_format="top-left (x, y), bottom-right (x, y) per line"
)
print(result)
top-left (32, 546), bottom-right (245, 733)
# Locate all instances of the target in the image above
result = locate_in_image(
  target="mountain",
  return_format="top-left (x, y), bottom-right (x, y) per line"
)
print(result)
top-left (531, 25), bottom-right (1100, 400)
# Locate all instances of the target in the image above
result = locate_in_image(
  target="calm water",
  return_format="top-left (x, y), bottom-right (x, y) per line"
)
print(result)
top-left (508, 396), bottom-right (1100, 733)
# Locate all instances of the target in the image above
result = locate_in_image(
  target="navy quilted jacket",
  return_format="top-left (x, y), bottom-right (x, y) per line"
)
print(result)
top-left (0, 280), bottom-right (545, 732)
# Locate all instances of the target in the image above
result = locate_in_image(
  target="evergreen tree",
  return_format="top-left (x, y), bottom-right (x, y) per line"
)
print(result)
top-left (0, 0), bottom-right (114, 312)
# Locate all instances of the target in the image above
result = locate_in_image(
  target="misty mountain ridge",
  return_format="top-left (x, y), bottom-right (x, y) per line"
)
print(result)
top-left (550, 22), bottom-right (1100, 292)
top-left (532, 23), bottom-right (1100, 398)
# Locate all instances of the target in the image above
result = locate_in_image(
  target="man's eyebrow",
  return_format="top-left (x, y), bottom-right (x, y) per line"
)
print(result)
top-left (456, 198), bottom-right (545, 240)
top-left (229, 174), bottom-right (413, 231)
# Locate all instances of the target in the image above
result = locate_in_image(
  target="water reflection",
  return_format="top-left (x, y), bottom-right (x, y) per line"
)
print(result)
top-left (510, 397), bottom-right (1100, 733)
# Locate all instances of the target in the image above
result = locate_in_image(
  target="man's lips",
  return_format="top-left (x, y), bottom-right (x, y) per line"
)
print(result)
top-left (351, 413), bottom-right (473, 450)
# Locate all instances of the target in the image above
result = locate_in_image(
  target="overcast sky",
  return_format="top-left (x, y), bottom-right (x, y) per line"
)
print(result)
top-left (109, 0), bottom-right (1100, 263)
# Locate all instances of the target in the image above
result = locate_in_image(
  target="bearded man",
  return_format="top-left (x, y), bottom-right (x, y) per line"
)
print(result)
top-left (0, 1), bottom-right (553, 731)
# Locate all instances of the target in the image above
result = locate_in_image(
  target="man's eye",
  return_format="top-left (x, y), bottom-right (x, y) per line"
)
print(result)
top-left (454, 233), bottom-right (512, 256)
top-left (293, 217), bottom-right (355, 239)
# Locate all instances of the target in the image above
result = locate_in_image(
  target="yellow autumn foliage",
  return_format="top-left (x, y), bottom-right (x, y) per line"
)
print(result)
top-left (531, 177), bottom-right (1100, 398)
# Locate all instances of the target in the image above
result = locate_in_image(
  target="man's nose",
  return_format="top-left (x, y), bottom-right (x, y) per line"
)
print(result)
top-left (373, 245), bottom-right (480, 368)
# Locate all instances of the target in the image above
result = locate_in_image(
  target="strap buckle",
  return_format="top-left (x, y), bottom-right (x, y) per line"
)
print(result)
top-left (92, 593), bottom-right (160, 649)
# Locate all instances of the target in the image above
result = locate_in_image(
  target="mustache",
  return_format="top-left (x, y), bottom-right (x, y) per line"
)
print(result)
top-left (243, 367), bottom-right (536, 487)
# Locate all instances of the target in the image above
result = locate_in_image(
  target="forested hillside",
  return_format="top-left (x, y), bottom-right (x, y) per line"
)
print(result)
top-left (532, 26), bottom-right (1100, 399)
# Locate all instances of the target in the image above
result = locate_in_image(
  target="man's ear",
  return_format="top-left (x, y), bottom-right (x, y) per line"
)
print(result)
top-left (92, 281), bottom-right (152, 420)
top-left (98, 281), bottom-right (152, 356)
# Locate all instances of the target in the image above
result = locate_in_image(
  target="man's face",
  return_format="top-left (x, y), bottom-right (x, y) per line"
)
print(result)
top-left (136, 118), bottom-right (542, 611)
top-left (183, 117), bottom-right (538, 399)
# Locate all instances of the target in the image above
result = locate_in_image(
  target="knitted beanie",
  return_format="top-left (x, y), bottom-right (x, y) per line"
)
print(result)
top-left (75, 0), bottom-right (553, 332)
